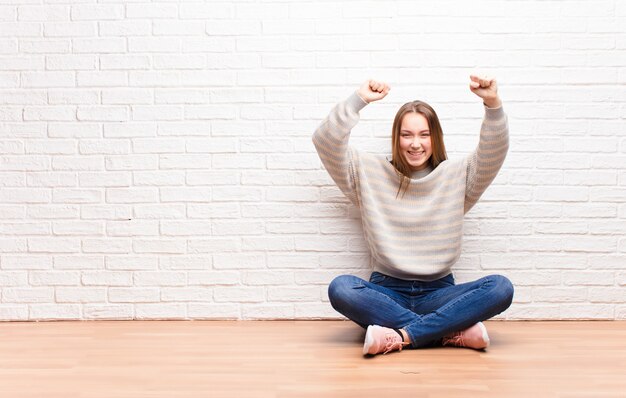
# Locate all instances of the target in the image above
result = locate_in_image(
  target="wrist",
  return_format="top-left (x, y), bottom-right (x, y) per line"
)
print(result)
top-left (356, 91), bottom-right (369, 104)
top-left (483, 97), bottom-right (501, 108)
top-left (349, 91), bottom-right (369, 112)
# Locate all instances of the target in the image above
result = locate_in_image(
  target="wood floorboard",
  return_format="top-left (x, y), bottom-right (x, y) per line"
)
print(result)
top-left (1, 320), bottom-right (625, 397)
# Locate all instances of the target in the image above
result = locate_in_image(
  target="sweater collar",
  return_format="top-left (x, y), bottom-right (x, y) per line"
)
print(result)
top-left (410, 164), bottom-right (434, 180)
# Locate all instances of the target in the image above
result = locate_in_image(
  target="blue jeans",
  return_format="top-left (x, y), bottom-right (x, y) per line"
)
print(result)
top-left (328, 272), bottom-right (514, 348)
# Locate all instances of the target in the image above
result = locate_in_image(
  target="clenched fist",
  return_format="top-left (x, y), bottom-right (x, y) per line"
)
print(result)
top-left (469, 75), bottom-right (501, 108)
top-left (357, 79), bottom-right (390, 104)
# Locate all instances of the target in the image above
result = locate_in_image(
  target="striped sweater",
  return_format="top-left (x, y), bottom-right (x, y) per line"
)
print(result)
top-left (312, 92), bottom-right (509, 281)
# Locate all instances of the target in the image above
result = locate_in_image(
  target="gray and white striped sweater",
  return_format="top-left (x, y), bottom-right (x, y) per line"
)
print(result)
top-left (312, 92), bottom-right (509, 281)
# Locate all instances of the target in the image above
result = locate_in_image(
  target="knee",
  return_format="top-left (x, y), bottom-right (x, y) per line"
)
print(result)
top-left (328, 275), bottom-right (360, 309)
top-left (488, 274), bottom-right (514, 307)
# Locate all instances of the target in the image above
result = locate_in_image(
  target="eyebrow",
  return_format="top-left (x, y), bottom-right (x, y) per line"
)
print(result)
top-left (400, 129), bottom-right (430, 134)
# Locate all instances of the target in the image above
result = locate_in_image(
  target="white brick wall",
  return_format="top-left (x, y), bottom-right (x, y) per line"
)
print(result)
top-left (1, 0), bottom-right (625, 321)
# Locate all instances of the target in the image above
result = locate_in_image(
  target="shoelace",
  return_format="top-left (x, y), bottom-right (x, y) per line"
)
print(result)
top-left (382, 333), bottom-right (408, 354)
top-left (442, 332), bottom-right (464, 347)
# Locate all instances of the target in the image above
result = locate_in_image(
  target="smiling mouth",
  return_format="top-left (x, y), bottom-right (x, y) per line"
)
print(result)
top-left (407, 151), bottom-right (424, 157)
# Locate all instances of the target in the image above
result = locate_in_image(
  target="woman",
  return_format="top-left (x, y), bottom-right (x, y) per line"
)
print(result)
top-left (312, 76), bottom-right (514, 356)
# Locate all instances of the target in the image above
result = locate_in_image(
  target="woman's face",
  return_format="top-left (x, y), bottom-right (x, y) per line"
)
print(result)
top-left (399, 112), bottom-right (433, 171)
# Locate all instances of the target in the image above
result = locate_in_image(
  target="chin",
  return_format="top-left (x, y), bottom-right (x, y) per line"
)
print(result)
top-left (408, 159), bottom-right (430, 170)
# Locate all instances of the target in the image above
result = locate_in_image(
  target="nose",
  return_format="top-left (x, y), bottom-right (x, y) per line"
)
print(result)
top-left (411, 138), bottom-right (421, 148)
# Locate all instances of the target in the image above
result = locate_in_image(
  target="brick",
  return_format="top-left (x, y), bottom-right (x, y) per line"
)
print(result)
top-left (127, 3), bottom-right (179, 19)
top-left (48, 123), bottom-right (99, 138)
top-left (160, 187), bottom-right (211, 202)
top-left (242, 237), bottom-right (293, 251)
top-left (214, 286), bottom-right (264, 303)
top-left (188, 271), bottom-right (239, 286)
top-left (154, 89), bottom-right (209, 105)
top-left (241, 171), bottom-right (294, 186)
top-left (52, 221), bottom-right (103, 236)
top-left (0, 57), bottom-right (44, 71)
top-left (132, 240), bottom-right (186, 254)
top-left (0, 306), bottom-right (28, 321)
top-left (56, 287), bottom-right (106, 303)
top-left (3, 287), bottom-right (53, 303)
top-left (82, 239), bottom-right (131, 254)
top-left (135, 304), bottom-right (186, 319)
top-left (72, 38), bottom-right (125, 54)
top-left (100, 55), bottom-right (150, 70)
top-left (0, 222), bottom-right (49, 235)
top-left (161, 256), bottom-right (212, 270)
top-left (27, 173), bottom-right (75, 188)
top-left (77, 106), bottom-right (128, 121)
top-left (187, 203), bottom-right (239, 219)
top-left (187, 171), bottom-right (239, 186)
top-left (134, 172), bottom-right (186, 187)
top-left (154, 56), bottom-right (206, 71)
top-left (19, 39), bottom-right (69, 54)
top-left (213, 254), bottom-right (265, 270)
top-left (78, 172), bottom-right (130, 187)
top-left (28, 238), bottom-right (80, 253)
top-left (267, 287), bottom-right (319, 302)
top-left (70, 5), bottom-right (123, 20)
top-left (44, 22), bottom-right (95, 37)
top-left (83, 305), bottom-right (133, 320)
top-left (243, 270), bottom-right (293, 286)
top-left (134, 204), bottom-right (185, 220)
top-left (161, 221), bottom-right (213, 236)
top-left (54, 256), bottom-right (103, 270)
top-left (99, 21), bottom-right (151, 36)
top-left (212, 221), bottom-right (264, 236)
top-left (106, 256), bottom-right (157, 271)
top-left (2, 256), bottom-right (51, 270)
top-left (132, 106), bottom-right (182, 121)
top-left (186, 138), bottom-right (236, 154)
top-left (188, 238), bottom-right (241, 254)
top-left (46, 55), bottom-right (96, 70)
top-left (188, 304), bottom-right (240, 319)
top-left (559, 304), bottom-right (614, 319)
top-left (533, 287), bottom-right (587, 303)
top-left (109, 288), bottom-right (159, 303)
top-left (161, 287), bottom-right (212, 302)
top-left (241, 304), bottom-right (294, 320)
top-left (106, 220), bottom-right (159, 237)
top-left (134, 271), bottom-right (186, 287)
top-left (80, 205), bottom-right (131, 220)
top-left (102, 89), bottom-right (152, 105)
top-left (295, 236), bottom-right (347, 252)
top-left (53, 188), bottom-right (102, 204)
top-left (30, 304), bottom-right (80, 320)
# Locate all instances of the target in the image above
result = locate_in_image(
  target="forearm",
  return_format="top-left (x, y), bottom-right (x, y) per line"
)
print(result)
top-left (313, 92), bottom-right (367, 143)
top-left (312, 92), bottom-right (368, 204)
top-left (464, 105), bottom-right (509, 211)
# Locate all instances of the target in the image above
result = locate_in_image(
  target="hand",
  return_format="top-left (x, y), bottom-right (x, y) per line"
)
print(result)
top-left (469, 75), bottom-right (501, 108)
top-left (357, 79), bottom-right (390, 104)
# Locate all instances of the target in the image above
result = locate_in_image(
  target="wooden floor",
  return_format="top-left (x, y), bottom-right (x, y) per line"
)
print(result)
top-left (1, 320), bottom-right (625, 398)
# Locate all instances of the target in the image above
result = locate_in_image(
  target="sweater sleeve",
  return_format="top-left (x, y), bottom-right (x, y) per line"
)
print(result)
top-left (464, 105), bottom-right (509, 213)
top-left (312, 92), bottom-right (368, 206)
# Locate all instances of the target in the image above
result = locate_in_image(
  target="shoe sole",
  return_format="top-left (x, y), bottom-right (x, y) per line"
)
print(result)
top-left (363, 325), bottom-right (376, 355)
top-left (477, 322), bottom-right (490, 348)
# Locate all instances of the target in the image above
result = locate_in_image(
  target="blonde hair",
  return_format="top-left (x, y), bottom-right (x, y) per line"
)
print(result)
top-left (390, 101), bottom-right (447, 197)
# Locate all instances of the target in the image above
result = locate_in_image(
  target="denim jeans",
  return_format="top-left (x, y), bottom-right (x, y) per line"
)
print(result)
top-left (328, 272), bottom-right (514, 348)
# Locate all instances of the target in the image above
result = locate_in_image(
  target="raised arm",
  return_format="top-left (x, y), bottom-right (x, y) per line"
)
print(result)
top-left (464, 75), bottom-right (509, 213)
top-left (312, 80), bottom-right (390, 205)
